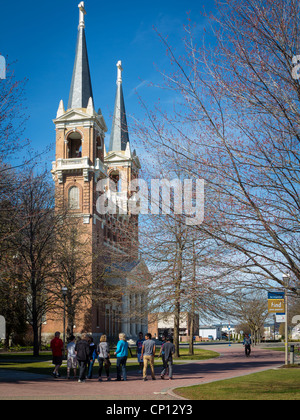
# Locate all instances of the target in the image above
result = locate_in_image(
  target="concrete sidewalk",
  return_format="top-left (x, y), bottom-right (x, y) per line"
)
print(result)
top-left (0, 345), bottom-right (284, 400)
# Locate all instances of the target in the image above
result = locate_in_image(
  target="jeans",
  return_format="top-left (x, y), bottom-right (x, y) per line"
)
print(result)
top-left (161, 359), bottom-right (173, 378)
top-left (116, 356), bottom-right (127, 380)
top-left (78, 360), bottom-right (87, 380)
top-left (143, 355), bottom-right (155, 379)
top-left (87, 359), bottom-right (94, 378)
top-left (245, 345), bottom-right (251, 357)
top-left (98, 357), bottom-right (110, 378)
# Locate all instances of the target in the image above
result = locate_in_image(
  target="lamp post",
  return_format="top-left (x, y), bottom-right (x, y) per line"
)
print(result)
top-left (61, 286), bottom-right (68, 358)
top-left (282, 273), bottom-right (290, 365)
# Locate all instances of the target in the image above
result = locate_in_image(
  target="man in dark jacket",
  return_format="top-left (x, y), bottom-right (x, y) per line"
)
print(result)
top-left (75, 334), bottom-right (90, 382)
top-left (243, 334), bottom-right (252, 357)
top-left (160, 336), bottom-right (175, 380)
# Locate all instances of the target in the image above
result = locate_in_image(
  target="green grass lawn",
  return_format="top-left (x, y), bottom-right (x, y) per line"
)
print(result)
top-left (173, 348), bottom-right (219, 361)
top-left (174, 368), bottom-right (300, 400)
top-left (0, 347), bottom-right (219, 377)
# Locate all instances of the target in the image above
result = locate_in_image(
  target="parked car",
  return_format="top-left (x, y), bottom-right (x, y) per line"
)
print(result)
top-left (221, 334), bottom-right (228, 341)
top-left (208, 335), bottom-right (214, 341)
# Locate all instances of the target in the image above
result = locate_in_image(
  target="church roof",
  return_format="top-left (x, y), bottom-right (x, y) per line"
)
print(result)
top-left (108, 61), bottom-right (130, 152)
top-left (106, 260), bottom-right (141, 273)
top-left (67, 2), bottom-right (93, 110)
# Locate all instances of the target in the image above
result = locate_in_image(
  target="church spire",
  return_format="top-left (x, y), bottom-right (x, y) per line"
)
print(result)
top-left (109, 61), bottom-right (130, 152)
top-left (67, 2), bottom-right (93, 110)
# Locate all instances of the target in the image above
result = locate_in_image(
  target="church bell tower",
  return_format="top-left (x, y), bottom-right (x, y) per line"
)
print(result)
top-left (49, 2), bottom-right (108, 336)
top-left (52, 2), bottom-right (107, 223)
top-left (43, 2), bottom-right (149, 341)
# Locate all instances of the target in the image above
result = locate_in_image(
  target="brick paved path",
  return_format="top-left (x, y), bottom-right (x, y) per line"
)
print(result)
top-left (0, 345), bottom-right (284, 400)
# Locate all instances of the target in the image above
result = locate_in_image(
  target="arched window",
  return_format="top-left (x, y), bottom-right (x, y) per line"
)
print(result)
top-left (109, 170), bottom-right (121, 192)
top-left (68, 186), bottom-right (80, 209)
top-left (96, 135), bottom-right (103, 159)
top-left (67, 131), bottom-right (82, 158)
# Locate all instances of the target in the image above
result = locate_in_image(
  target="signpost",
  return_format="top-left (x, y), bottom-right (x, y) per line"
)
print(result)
top-left (268, 289), bottom-right (288, 365)
top-left (268, 292), bottom-right (285, 314)
top-left (276, 314), bottom-right (286, 323)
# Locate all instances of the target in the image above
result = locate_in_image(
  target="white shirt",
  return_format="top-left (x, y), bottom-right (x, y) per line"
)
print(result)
top-left (67, 341), bottom-right (76, 358)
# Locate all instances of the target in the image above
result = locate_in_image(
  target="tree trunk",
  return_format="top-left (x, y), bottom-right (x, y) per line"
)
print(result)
top-left (173, 237), bottom-right (183, 358)
top-left (189, 315), bottom-right (195, 355)
top-left (174, 299), bottom-right (180, 358)
top-left (32, 319), bottom-right (39, 357)
top-left (31, 283), bottom-right (40, 357)
top-left (188, 240), bottom-right (196, 355)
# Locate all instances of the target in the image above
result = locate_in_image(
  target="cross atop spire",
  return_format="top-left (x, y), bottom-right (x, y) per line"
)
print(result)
top-left (78, 2), bottom-right (87, 29)
top-left (67, 1), bottom-right (93, 110)
top-left (117, 60), bottom-right (123, 84)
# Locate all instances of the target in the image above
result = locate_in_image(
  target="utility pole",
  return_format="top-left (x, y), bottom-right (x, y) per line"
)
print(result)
top-left (282, 273), bottom-right (290, 366)
top-left (61, 286), bottom-right (68, 358)
top-left (189, 240), bottom-right (196, 355)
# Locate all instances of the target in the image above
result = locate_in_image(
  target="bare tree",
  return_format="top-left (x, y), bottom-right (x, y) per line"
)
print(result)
top-left (50, 218), bottom-right (94, 336)
top-left (7, 168), bottom-right (59, 356)
top-left (233, 291), bottom-right (269, 345)
top-left (136, 0), bottom-right (300, 297)
top-left (0, 61), bottom-right (28, 166)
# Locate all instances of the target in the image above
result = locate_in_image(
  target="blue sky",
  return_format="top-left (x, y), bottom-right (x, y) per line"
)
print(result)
top-left (0, 0), bottom-right (215, 169)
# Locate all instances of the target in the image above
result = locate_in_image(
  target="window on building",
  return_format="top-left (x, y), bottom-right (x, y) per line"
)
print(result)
top-left (96, 306), bottom-right (100, 328)
top-left (67, 131), bottom-right (82, 158)
top-left (96, 135), bottom-right (103, 159)
top-left (109, 170), bottom-right (121, 192)
top-left (105, 308), bottom-right (110, 335)
top-left (68, 186), bottom-right (80, 210)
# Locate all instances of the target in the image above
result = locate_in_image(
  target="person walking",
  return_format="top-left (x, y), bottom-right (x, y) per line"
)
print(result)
top-left (243, 334), bottom-right (252, 357)
top-left (75, 333), bottom-right (90, 383)
top-left (50, 331), bottom-right (63, 378)
top-left (114, 332), bottom-right (128, 381)
top-left (141, 333), bottom-right (156, 381)
top-left (87, 336), bottom-right (97, 379)
top-left (136, 332), bottom-right (145, 374)
top-left (97, 334), bottom-right (111, 381)
top-left (159, 334), bottom-right (168, 375)
top-left (160, 336), bottom-right (175, 380)
top-left (67, 335), bottom-right (77, 380)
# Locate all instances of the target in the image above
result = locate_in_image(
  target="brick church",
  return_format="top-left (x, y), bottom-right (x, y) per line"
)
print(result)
top-left (42, 2), bottom-right (150, 342)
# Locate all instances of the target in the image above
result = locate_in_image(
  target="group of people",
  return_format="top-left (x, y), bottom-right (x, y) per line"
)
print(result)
top-left (136, 332), bottom-right (175, 381)
top-left (50, 331), bottom-right (175, 383)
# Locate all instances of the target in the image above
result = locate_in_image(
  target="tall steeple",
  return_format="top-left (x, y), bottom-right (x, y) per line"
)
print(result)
top-left (67, 2), bottom-right (93, 110)
top-left (109, 61), bottom-right (130, 152)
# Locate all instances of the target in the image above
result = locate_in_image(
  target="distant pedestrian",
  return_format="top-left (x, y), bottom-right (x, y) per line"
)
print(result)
top-left (97, 334), bottom-right (111, 381)
top-left (50, 331), bottom-right (63, 378)
top-left (159, 334), bottom-right (167, 374)
top-left (160, 336), bottom-right (175, 380)
top-left (87, 336), bottom-right (97, 379)
top-left (136, 332), bottom-right (145, 374)
top-left (75, 333), bottom-right (90, 383)
top-left (141, 333), bottom-right (156, 381)
top-left (243, 334), bottom-right (252, 357)
top-left (67, 335), bottom-right (77, 380)
top-left (114, 332), bottom-right (128, 381)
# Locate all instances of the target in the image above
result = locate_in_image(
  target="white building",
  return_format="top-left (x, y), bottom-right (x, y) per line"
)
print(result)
top-left (292, 324), bottom-right (300, 340)
top-left (199, 326), bottom-right (222, 340)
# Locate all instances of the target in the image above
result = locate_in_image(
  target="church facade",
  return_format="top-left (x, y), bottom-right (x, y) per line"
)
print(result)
top-left (42, 2), bottom-right (149, 342)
